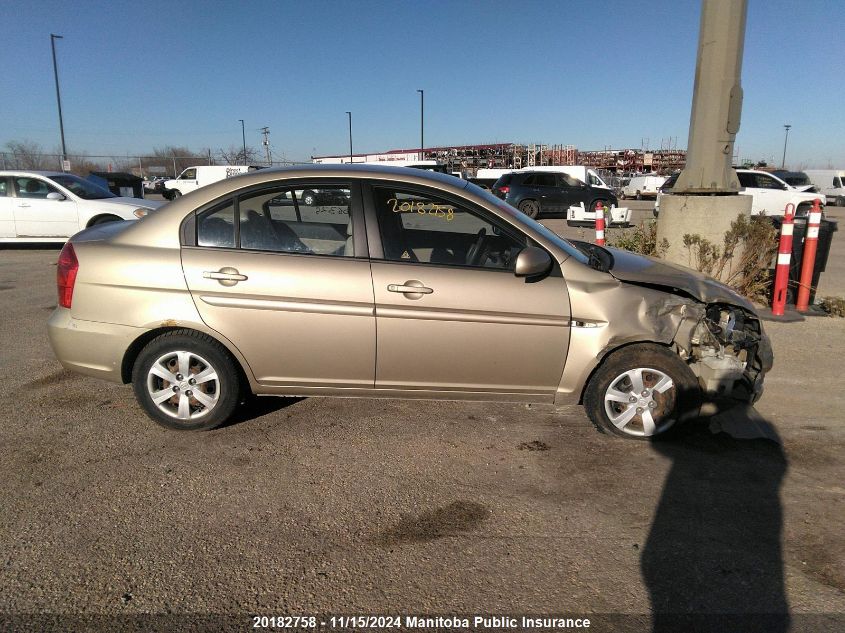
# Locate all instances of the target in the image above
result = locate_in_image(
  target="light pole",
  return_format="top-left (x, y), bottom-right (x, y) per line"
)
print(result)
top-left (781, 124), bottom-right (791, 169)
top-left (417, 89), bottom-right (424, 160)
top-left (50, 34), bottom-right (67, 170)
top-left (238, 119), bottom-right (246, 163)
top-left (346, 111), bottom-right (352, 164)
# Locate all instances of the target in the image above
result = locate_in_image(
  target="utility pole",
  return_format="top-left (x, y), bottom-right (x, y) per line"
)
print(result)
top-left (345, 112), bottom-right (353, 164)
top-left (656, 0), bottom-right (752, 275)
top-left (50, 34), bottom-right (68, 171)
top-left (781, 124), bottom-right (791, 168)
top-left (239, 119), bottom-right (247, 164)
top-left (260, 127), bottom-right (272, 166)
top-left (417, 89), bottom-right (424, 160)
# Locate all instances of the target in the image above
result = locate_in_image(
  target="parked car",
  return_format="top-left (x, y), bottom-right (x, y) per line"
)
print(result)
top-left (48, 165), bottom-right (772, 439)
top-left (0, 171), bottom-right (163, 242)
top-left (804, 169), bottom-right (845, 206)
top-left (621, 175), bottom-right (666, 200)
top-left (655, 169), bottom-right (825, 217)
top-left (491, 170), bottom-right (618, 219)
top-left (144, 177), bottom-right (167, 194)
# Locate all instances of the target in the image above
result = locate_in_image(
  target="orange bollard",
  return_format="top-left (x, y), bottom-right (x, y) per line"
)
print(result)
top-left (771, 204), bottom-right (795, 316)
top-left (795, 199), bottom-right (823, 312)
top-left (595, 202), bottom-right (606, 246)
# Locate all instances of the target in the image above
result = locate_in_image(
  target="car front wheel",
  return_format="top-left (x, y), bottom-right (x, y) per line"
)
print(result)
top-left (132, 330), bottom-right (241, 431)
top-left (583, 344), bottom-right (700, 440)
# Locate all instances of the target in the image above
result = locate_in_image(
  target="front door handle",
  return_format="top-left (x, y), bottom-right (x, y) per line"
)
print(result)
top-left (203, 267), bottom-right (248, 286)
top-left (388, 280), bottom-right (433, 299)
top-left (17, 203), bottom-right (31, 208)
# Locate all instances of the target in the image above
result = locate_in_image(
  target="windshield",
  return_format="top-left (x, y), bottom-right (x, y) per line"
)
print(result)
top-left (51, 174), bottom-right (116, 200)
top-left (464, 181), bottom-right (589, 265)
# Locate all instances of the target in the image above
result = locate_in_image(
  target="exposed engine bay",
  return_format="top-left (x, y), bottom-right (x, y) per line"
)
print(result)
top-left (675, 303), bottom-right (772, 402)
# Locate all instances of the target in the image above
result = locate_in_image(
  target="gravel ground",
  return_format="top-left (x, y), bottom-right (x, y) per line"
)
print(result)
top-left (0, 201), bottom-right (842, 631)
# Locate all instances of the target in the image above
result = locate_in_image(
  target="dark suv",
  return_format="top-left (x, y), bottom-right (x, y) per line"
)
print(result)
top-left (492, 171), bottom-right (618, 219)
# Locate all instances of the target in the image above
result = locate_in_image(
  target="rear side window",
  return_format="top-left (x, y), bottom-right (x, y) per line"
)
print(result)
top-left (494, 174), bottom-right (512, 187)
top-left (737, 172), bottom-right (755, 189)
top-left (197, 199), bottom-right (236, 248)
top-left (196, 185), bottom-right (353, 257)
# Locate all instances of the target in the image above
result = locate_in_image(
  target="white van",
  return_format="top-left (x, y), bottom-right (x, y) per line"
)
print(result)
top-left (804, 170), bottom-right (845, 206)
top-left (621, 175), bottom-right (666, 199)
top-left (163, 165), bottom-right (261, 199)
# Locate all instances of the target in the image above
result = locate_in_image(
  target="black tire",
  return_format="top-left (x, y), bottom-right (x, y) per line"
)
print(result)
top-left (301, 190), bottom-right (317, 206)
top-left (518, 200), bottom-right (540, 219)
top-left (171, 189), bottom-right (182, 198)
top-left (836, 196), bottom-right (845, 207)
top-left (132, 329), bottom-right (242, 431)
top-left (590, 199), bottom-right (610, 213)
top-left (583, 343), bottom-right (701, 440)
top-left (635, 192), bottom-right (643, 200)
top-left (90, 215), bottom-right (122, 226)
top-left (620, 192), bottom-right (627, 200)
top-left (796, 202), bottom-right (811, 218)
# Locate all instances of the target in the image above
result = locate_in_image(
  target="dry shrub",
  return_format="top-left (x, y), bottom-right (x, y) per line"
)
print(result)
top-left (608, 220), bottom-right (669, 257)
top-left (682, 215), bottom-right (778, 303)
top-left (819, 296), bottom-right (845, 317)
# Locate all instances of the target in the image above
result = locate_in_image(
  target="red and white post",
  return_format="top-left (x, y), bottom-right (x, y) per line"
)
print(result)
top-left (771, 204), bottom-right (795, 316)
top-left (595, 202), bottom-right (606, 246)
top-left (795, 199), bottom-right (823, 312)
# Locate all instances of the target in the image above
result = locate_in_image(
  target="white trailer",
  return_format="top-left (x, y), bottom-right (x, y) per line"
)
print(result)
top-left (566, 202), bottom-right (631, 227)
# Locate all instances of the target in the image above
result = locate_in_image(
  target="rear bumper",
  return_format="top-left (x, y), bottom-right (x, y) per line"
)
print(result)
top-left (47, 308), bottom-right (145, 383)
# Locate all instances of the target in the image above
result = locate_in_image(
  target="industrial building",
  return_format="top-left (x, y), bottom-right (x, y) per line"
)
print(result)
top-left (312, 143), bottom-right (687, 176)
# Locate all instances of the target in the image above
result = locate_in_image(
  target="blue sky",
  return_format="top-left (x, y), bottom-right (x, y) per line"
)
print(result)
top-left (1, 0), bottom-right (843, 168)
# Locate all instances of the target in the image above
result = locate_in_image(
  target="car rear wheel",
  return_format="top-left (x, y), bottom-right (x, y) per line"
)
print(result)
top-left (583, 344), bottom-right (700, 440)
top-left (636, 191), bottom-right (643, 200)
top-left (518, 200), bottom-right (539, 219)
top-left (836, 196), bottom-right (845, 207)
top-left (301, 190), bottom-right (317, 206)
top-left (132, 330), bottom-right (241, 431)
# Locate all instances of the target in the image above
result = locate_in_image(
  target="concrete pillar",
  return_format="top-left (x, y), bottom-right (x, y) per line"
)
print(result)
top-left (657, 0), bottom-right (752, 275)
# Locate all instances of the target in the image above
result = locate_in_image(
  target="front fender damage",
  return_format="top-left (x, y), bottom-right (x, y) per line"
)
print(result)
top-left (557, 271), bottom-right (772, 405)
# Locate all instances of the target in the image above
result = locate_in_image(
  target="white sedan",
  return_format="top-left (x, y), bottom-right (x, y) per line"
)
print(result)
top-left (0, 171), bottom-right (163, 242)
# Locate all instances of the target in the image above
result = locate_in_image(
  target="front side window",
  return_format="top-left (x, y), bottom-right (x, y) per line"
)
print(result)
top-left (14, 177), bottom-right (59, 199)
top-left (374, 187), bottom-right (526, 270)
top-left (0, 179), bottom-right (7, 197)
top-left (180, 169), bottom-right (197, 180)
top-left (834, 177), bottom-right (842, 188)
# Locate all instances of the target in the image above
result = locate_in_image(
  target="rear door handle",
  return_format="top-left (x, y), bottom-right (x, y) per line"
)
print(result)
top-left (17, 203), bottom-right (31, 208)
top-left (388, 280), bottom-right (433, 299)
top-left (203, 267), bottom-right (247, 286)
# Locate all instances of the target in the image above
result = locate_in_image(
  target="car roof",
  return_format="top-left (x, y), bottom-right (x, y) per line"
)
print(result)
top-left (0, 170), bottom-right (70, 178)
top-left (108, 164), bottom-right (475, 249)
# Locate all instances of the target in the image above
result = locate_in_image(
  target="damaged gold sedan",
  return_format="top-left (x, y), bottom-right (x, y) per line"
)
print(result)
top-left (48, 165), bottom-right (772, 438)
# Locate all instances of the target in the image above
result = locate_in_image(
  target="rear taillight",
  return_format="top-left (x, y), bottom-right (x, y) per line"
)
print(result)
top-left (57, 243), bottom-right (79, 309)
top-left (498, 186), bottom-right (509, 195)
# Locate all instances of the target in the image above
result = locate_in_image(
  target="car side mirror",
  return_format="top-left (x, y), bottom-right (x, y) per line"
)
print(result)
top-left (46, 192), bottom-right (66, 201)
top-left (514, 246), bottom-right (552, 278)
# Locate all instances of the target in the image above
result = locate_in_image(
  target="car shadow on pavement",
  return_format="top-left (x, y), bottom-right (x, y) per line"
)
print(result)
top-left (217, 395), bottom-right (305, 429)
top-left (642, 400), bottom-right (789, 633)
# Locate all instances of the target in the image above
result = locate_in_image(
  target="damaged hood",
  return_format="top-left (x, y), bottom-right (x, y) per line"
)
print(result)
top-left (605, 247), bottom-right (756, 312)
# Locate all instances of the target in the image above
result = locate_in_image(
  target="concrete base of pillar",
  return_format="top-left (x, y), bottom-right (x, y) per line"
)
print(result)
top-left (656, 194), bottom-right (752, 279)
